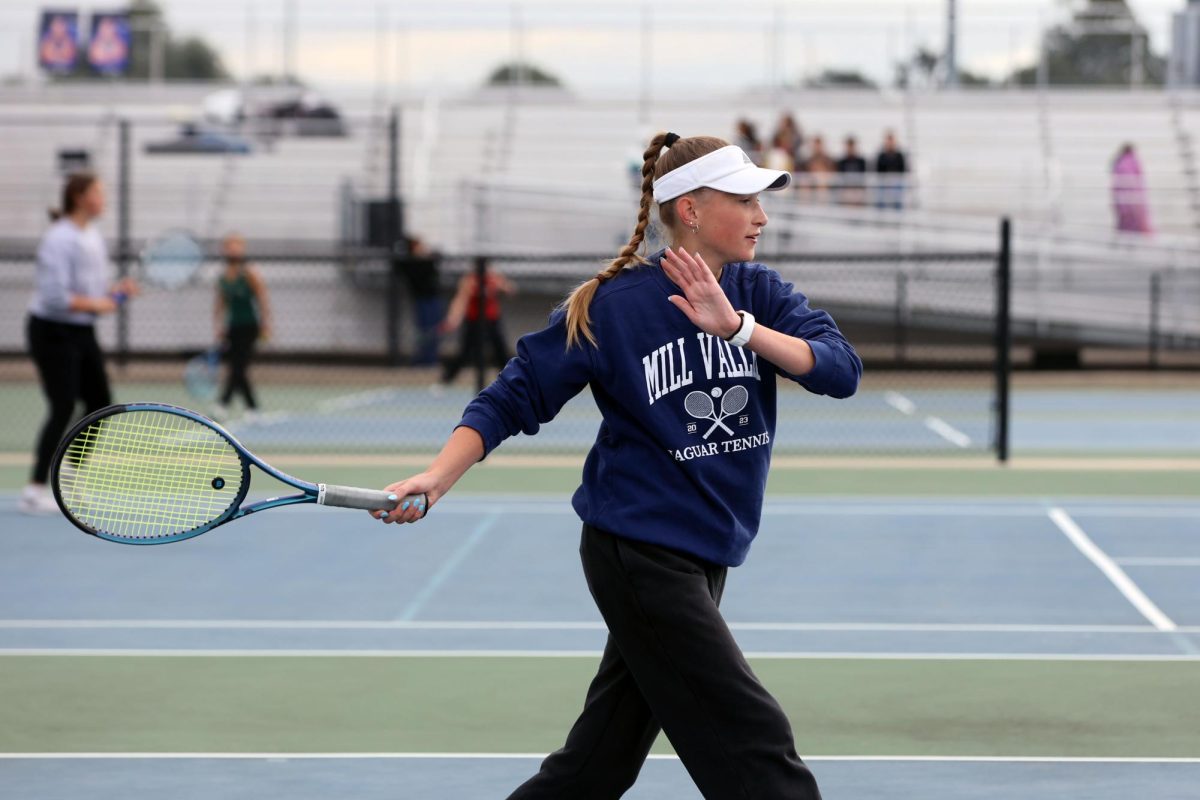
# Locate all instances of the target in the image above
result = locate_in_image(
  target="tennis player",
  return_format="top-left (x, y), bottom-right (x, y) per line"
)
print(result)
top-left (21, 172), bottom-right (138, 515)
top-left (376, 132), bottom-right (861, 798)
top-left (213, 233), bottom-right (270, 422)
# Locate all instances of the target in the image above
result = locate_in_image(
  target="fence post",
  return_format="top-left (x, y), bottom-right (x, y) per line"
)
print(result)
top-left (474, 255), bottom-right (488, 392)
top-left (385, 106), bottom-right (405, 365)
top-left (116, 118), bottom-right (131, 367)
top-left (994, 217), bottom-right (1012, 463)
top-left (894, 270), bottom-right (908, 364)
top-left (1149, 271), bottom-right (1162, 369)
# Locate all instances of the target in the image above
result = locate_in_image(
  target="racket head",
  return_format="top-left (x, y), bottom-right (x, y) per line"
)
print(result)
top-left (140, 230), bottom-right (205, 289)
top-left (51, 404), bottom-right (251, 545)
top-left (184, 347), bottom-right (221, 401)
top-left (683, 390), bottom-right (715, 419)
top-left (721, 385), bottom-right (749, 416)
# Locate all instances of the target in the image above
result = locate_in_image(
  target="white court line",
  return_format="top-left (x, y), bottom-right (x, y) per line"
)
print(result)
top-left (2, 649), bottom-right (1197, 661)
top-left (881, 390), bottom-right (972, 448)
top-left (2, 753), bottom-right (1200, 763)
top-left (0, 620), bottom-right (1189, 633)
top-left (924, 416), bottom-right (973, 448)
top-left (396, 510), bottom-right (501, 621)
top-left (1116, 557), bottom-right (1200, 567)
top-left (1048, 508), bottom-right (1177, 632)
top-left (316, 388), bottom-right (404, 413)
top-left (884, 391), bottom-right (916, 415)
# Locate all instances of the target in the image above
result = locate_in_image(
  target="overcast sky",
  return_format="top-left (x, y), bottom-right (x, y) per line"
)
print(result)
top-left (0, 1), bottom-right (1188, 93)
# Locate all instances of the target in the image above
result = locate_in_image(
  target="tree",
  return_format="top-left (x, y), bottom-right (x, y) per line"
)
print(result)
top-left (893, 46), bottom-right (992, 89)
top-left (1008, 0), bottom-right (1166, 86)
top-left (485, 61), bottom-right (562, 87)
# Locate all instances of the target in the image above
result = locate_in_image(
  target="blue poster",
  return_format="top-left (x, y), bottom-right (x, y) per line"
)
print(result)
top-left (38, 9), bottom-right (80, 74)
top-left (87, 12), bottom-right (131, 75)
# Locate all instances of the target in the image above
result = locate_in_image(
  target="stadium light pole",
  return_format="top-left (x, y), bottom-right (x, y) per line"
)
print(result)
top-left (283, 0), bottom-right (297, 82)
top-left (944, 0), bottom-right (959, 88)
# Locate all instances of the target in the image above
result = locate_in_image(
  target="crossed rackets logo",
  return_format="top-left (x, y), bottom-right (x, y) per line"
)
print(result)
top-left (684, 385), bottom-right (749, 440)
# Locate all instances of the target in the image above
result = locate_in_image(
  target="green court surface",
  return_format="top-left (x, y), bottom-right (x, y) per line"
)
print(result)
top-left (2, 656), bottom-right (1198, 757)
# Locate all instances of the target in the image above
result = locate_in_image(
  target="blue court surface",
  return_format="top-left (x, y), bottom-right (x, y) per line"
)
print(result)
top-left (1, 492), bottom-right (1198, 798)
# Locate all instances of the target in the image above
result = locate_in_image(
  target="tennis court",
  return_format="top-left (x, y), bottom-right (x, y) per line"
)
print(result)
top-left (2, 455), bottom-right (1199, 798)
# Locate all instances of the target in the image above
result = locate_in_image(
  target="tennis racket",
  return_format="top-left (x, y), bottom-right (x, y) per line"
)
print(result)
top-left (139, 230), bottom-right (205, 289)
top-left (51, 403), bottom-right (425, 545)
top-left (184, 345), bottom-right (222, 401)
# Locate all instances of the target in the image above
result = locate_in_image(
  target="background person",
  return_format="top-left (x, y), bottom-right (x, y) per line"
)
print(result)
top-left (433, 261), bottom-right (515, 390)
top-left (213, 233), bottom-right (270, 420)
top-left (875, 129), bottom-right (909, 209)
top-left (21, 173), bottom-right (138, 515)
top-left (1112, 142), bottom-right (1153, 235)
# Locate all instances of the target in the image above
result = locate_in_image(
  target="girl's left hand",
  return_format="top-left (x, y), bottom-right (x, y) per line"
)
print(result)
top-left (660, 247), bottom-right (741, 339)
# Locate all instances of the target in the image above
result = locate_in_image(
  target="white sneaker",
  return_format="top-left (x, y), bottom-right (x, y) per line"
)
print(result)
top-left (18, 484), bottom-right (59, 516)
top-left (240, 409), bottom-right (260, 425)
top-left (210, 403), bottom-right (230, 422)
top-left (428, 382), bottom-right (445, 398)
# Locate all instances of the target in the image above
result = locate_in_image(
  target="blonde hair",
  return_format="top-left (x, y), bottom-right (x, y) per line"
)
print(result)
top-left (562, 132), bottom-right (728, 348)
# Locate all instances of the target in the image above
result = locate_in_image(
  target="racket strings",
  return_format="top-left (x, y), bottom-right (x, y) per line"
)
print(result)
top-left (58, 411), bottom-right (243, 540)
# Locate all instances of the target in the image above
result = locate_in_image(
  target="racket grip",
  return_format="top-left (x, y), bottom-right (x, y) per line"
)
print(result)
top-left (318, 484), bottom-right (427, 516)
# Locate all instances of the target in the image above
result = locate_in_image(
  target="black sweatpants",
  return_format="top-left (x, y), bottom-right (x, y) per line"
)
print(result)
top-left (506, 525), bottom-right (821, 800)
top-left (220, 322), bottom-right (259, 409)
top-left (440, 318), bottom-right (510, 384)
top-left (27, 315), bottom-right (112, 484)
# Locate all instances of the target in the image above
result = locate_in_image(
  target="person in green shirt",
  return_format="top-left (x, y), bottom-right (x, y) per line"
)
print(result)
top-left (213, 233), bottom-right (270, 420)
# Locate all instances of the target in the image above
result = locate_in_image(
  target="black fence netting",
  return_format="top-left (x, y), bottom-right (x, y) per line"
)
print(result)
top-left (1, 241), bottom-right (1024, 459)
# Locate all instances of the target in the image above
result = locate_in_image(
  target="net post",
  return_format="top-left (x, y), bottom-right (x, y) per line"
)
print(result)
top-left (116, 117), bottom-right (132, 368)
top-left (994, 217), bottom-right (1012, 464)
top-left (1149, 271), bottom-right (1162, 369)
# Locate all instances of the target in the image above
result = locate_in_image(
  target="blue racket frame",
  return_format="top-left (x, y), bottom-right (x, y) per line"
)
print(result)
top-left (52, 402), bottom-right (336, 545)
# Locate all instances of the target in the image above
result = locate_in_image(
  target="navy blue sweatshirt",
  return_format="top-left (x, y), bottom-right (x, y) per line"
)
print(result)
top-left (458, 251), bottom-right (862, 567)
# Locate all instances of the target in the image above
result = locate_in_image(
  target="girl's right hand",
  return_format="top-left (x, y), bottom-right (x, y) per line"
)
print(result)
top-left (115, 277), bottom-right (141, 298)
top-left (373, 471), bottom-right (442, 524)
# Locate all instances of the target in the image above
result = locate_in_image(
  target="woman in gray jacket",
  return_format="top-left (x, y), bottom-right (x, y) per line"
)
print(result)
top-left (21, 172), bottom-right (138, 514)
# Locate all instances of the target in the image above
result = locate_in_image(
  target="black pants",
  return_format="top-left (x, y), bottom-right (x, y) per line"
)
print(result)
top-left (220, 323), bottom-right (259, 409)
top-left (27, 315), bottom-right (112, 484)
top-left (507, 525), bottom-right (821, 800)
top-left (440, 319), bottom-right (510, 384)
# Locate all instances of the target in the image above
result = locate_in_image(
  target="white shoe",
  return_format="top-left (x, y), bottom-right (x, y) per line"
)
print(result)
top-left (18, 484), bottom-right (59, 515)
top-left (428, 382), bottom-right (445, 398)
top-left (240, 409), bottom-right (260, 425)
top-left (210, 403), bottom-right (230, 422)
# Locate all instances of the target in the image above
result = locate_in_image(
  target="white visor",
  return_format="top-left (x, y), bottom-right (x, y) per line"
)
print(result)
top-left (652, 145), bottom-right (791, 203)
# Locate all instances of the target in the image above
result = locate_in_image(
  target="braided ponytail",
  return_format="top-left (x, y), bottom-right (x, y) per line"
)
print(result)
top-left (562, 132), bottom-right (672, 349)
top-left (562, 132), bottom-right (728, 349)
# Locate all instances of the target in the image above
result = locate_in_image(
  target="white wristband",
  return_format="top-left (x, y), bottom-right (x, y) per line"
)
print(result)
top-left (726, 311), bottom-right (755, 348)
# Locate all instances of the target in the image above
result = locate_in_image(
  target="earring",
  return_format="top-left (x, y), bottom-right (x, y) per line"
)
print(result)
top-left (690, 222), bottom-right (699, 233)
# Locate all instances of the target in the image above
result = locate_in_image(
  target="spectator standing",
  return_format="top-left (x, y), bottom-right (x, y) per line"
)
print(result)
top-left (836, 136), bottom-right (868, 207)
top-left (875, 130), bottom-right (908, 210)
top-left (1111, 143), bottom-right (1153, 235)
top-left (772, 113), bottom-right (804, 167)
top-left (800, 135), bottom-right (837, 204)
top-left (403, 235), bottom-right (444, 366)
top-left (734, 119), bottom-right (764, 166)
top-left (763, 131), bottom-right (795, 174)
